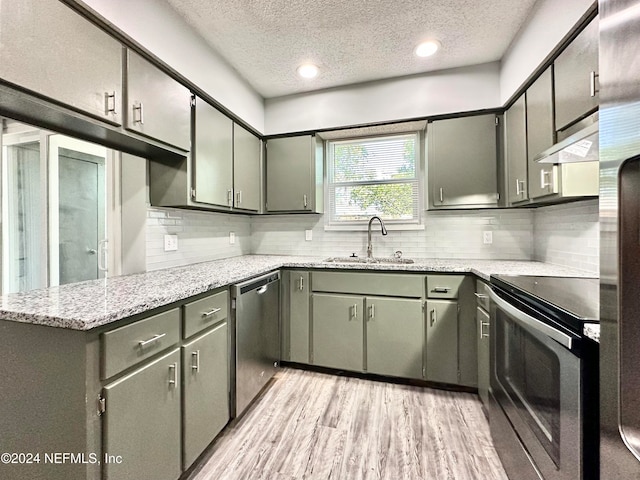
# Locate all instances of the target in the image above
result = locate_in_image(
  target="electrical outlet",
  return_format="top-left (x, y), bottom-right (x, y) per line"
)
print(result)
top-left (305, 230), bottom-right (313, 241)
top-left (483, 231), bottom-right (493, 245)
top-left (164, 234), bottom-right (178, 251)
top-left (229, 232), bottom-right (236, 245)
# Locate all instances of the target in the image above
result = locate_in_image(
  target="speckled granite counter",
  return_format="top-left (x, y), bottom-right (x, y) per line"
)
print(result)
top-left (584, 323), bottom-right (600, 343)
top-left (0, 255), bottom-right (595, 331)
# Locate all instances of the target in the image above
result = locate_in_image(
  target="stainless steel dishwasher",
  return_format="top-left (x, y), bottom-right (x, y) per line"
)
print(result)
top-left (231, 271), bottom-right (280, 417)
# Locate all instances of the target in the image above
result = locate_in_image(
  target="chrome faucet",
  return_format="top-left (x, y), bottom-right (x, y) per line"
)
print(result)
top-left (367, 216), bottom-right (388, 259)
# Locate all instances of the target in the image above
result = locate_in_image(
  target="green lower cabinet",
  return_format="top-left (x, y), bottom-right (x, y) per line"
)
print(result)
top-left (289, 271), bottom-right (310, 363)
top-left (425, 299), bottom-right (459, 384)
top-left (477, 306), bottom-right (490, 407)
top-left (312, 293), bottom-right (363, 371)
top-left (102, 348), bottom-right (182, 480)
top-left (182, 321), bottom-right (229, 469)
top-left (365, 296), bottom-right (423, 379)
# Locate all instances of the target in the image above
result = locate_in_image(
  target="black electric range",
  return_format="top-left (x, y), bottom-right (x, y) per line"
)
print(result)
top-left (490, 275), bottom-right (599, 337)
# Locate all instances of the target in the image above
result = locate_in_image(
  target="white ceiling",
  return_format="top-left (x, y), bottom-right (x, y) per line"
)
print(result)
top-left (165, 0), bottom-right (539, 99)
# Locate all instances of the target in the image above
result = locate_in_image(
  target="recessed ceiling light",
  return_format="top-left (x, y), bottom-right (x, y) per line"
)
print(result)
top-left (297, 63), bottom-right (319, 79)
top-left (415, 40), bottom-right (441, 57)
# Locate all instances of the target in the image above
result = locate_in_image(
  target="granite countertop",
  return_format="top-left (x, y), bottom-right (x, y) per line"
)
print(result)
top-left (0, 255), bottom-right (595, 331)
top-left (584, 323), bottom-right (600, 343)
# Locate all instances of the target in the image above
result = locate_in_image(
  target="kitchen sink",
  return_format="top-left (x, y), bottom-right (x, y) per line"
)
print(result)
top-left (324, 256), bottom-right (415, 264)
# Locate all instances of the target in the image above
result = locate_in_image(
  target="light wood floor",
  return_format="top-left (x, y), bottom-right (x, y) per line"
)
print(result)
top-left (187, 367), bottom-right (508, 480)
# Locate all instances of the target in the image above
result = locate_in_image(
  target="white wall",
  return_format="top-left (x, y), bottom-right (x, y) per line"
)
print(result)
top-left (265, 62), bottom-right (501, 135)
top-left (533, 199), bottom-right (599, 275)
top-left (499, 0), bottom-right (595, 104)
top-left (73, 0), bottom-right (265, 132)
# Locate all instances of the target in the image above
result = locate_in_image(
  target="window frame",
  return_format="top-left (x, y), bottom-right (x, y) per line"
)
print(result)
top-left (324, 131), bottom-right (423, 230)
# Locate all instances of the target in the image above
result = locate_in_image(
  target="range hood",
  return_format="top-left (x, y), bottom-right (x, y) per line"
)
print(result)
top-left (534, 120), bottom-right (599, 164)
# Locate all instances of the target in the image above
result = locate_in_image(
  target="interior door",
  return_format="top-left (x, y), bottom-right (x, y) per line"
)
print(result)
top-left (49, 135), bottom-right (108, 286)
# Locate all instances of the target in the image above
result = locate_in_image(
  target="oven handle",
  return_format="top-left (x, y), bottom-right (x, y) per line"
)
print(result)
top-left (488, 287), bottom-right (573, 349)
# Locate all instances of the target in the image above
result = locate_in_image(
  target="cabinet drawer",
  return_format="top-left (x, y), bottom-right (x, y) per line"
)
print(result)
top-left (475, 280), bottom-right (491, 311)
top-left (183, 290), bottom-right (228, 339)
top-left (312, 271), bottom-right (423, 298)
top-left (101, 308), bottom-right (180, 379)
top-left (426, 275), bottom-right (465, 299)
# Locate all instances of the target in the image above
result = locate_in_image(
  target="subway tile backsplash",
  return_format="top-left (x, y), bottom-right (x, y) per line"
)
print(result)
top-left (146, 200), bottom-right (599, 276)
top-left (533, 199), bottom-right (599, 276)
top-left (146, 207), bottom-right (251, 271)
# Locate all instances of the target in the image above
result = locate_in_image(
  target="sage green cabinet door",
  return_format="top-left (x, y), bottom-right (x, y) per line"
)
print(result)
top-left (505, 95), bottom-right (528, 204)
top-left (554, 16), bottom-right (599, 131)
top-left (425, 300), bottom-right (458, 384)
top-left (266, 135), bottom-right (313, 212)
top-left (0, 0), bottom-right (122, 125)
top-left (103, 349), bottom-right (181, 480)
top-left (526, 68), bottom-right (556, 200)
top-left (428, 114), bottom-right (498, 208)
top-left (312, 293), bottom-right (363, 371)
top-left (289, 271), bottom-right (310, 363)
top-left (233, 123), bottom-right (261, 212)
top-left (182, 322), bottom-right (229, 469)
top-left (366, 297), bottom-right (423, 379)
top-left (477, 306), bottom-right (490, 408)
top-left (193, 97), bottom-right (233, 207)
top-left (126, 50), bottom-right (191, 150)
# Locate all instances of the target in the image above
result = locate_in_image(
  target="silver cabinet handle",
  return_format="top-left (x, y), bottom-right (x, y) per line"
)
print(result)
top-left (515, 178), bottom-right (522, 196)
top-left (515, 179), bottom-right (526, 196)
top-left (368, 304), bottom-right (375, 320)
top-left (481, 322), bottom-right (490, 338)
top-left (98, 239), bottom-right (108, 272)
top-left (303, 194), bottom-right (308, 209)
top-left (138, 333), bottom-right (166, 348)
top-left (104, 91), bottom-right (117, 115)
top-left (350, 304), bottom-right (358, 319)
top-left (430, 308), bottom-right (437, 327)
top-left (298, 276), bottom-right (304, 291)
top-left (227, 189), bottom-right (233, 206)
top-left (474, 293), bottom-right (488, 299)
top-left (590, 71), bottom-right (599, 97)
top-left (439, 187), bottom-right (444, 203)
top-left (519, 180), bottom-right (526, 197)
top-left (168, 362), bottom-right (177, 386)
top-left (191, 350), bottom-right (200, 372)
top-left (133, 101), bottom-right (144, 124)
top-left (236, 190), bottom-right (242, 206)
top-left (432, 287), bottom-right (450, 293)
top-left (202, 307), bottom-right (221, 318)
top-left (540, 169), bottom-right (552, 189)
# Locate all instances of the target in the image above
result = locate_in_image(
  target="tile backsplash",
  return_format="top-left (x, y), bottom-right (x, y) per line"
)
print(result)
top-left (533, 199), bottom-right (599, 276)
top-left (146, 200), bottom-right (599, 276)
top-left (146, 207), bottom-right (251, 271)
top-left (251, 209), bottom-right (534, 260)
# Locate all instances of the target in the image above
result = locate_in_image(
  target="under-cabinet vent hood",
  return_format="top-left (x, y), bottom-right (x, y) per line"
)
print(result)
top-left (534, 121), bottom-right (598, 164)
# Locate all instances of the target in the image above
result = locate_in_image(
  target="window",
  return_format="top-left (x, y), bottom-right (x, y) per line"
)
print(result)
top-left (326, 132), bottom-right (420, 226)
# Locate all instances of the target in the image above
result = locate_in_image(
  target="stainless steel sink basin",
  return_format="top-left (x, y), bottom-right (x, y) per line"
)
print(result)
top-left (324, 256), bottom-right (415, 264)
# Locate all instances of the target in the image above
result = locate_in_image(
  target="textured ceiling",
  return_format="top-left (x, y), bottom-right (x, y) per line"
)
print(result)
top-left (165, 0), bottom-right (539, 98)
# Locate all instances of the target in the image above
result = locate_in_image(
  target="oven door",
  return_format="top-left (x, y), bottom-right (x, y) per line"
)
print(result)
top-left (489, 286), bottom-right (582, 480)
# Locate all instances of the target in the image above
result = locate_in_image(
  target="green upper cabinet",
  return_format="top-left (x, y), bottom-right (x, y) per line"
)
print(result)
top-left (0, 0), bottom-right (123, 125)
top-left (427, 114), bottom-right (499, 209)
top-left (233, 123), bottom-right (262, 212)
top-left (125, 50), bottom-right (191, 151)
top-left (554, 16), bottom-right (599, 132)
top-left (526, 67), bottom-right (556, 200)
top-left (193, 97), bottom-right (234, 207)
top-left (365, 296), bottom-right (423, 379)
top-left (265, 135), bottom-right (324, 213)
top-left (505, 95), bottom-right (529, 205)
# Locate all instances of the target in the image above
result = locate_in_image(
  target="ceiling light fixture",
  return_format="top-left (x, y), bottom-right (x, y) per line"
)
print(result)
top-left (415, 40), bottom-right (441, 57)
top-left (297, 63), bottom-right (319, 79)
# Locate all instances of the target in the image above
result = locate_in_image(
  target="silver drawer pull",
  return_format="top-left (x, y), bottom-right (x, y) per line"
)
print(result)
top-left (104, 91), bottom-right (117, 115)
top-left (432, 287), bottom-right (450, 293)
top-left (191, 350), bottom-right (200, 372)
top-left (202, 307), bottom-right (222, 318)
top-left (168, 363), bottom-right (177, 386)
top-left (138, 333), bottom-right (166, 348)
top-left (430, 308), bottom-right (437, 326)
top-left (132, 101), bottom-right (144, 125)
top-left (368, 304), bottom-right (375, 320)
top-left (474, 293), bottom-right (488, 299)
top-left (298, 276), bottom-right (304, 291)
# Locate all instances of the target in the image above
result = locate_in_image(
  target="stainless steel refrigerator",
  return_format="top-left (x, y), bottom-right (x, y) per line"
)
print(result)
top-left (600, 0), bottom-right (640, 477)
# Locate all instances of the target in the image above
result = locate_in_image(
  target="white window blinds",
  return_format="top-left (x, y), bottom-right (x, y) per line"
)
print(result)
top-left (327, 133), bottom-right (420, 225)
